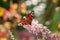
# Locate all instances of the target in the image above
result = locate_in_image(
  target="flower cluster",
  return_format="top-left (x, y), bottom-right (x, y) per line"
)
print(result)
top-left (8, 30), bottom-right (15, 40)
top-left (25, 0), bottom-right (46, 6)
top-left (23, 19), bottom-right (60, 40)
top-left (33, 3), bottom-right (46, 16)
top-left (23, 19), bottom-right (46, 35)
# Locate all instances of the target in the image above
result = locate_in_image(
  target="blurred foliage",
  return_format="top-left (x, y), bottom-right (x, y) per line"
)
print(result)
top-left (50, 8), bottom-right (60, 32)
top-left (0, 0), bottom-right (10, 9)
top-left (44, 0), bottom-right (60, 32)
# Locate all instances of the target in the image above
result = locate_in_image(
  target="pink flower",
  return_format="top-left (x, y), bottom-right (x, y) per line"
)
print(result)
top-left (23, 19), bottom-right (60, 40)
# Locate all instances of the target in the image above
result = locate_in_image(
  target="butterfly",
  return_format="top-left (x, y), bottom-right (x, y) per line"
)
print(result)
top-left (20, 11), bottom-right (34, 25)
